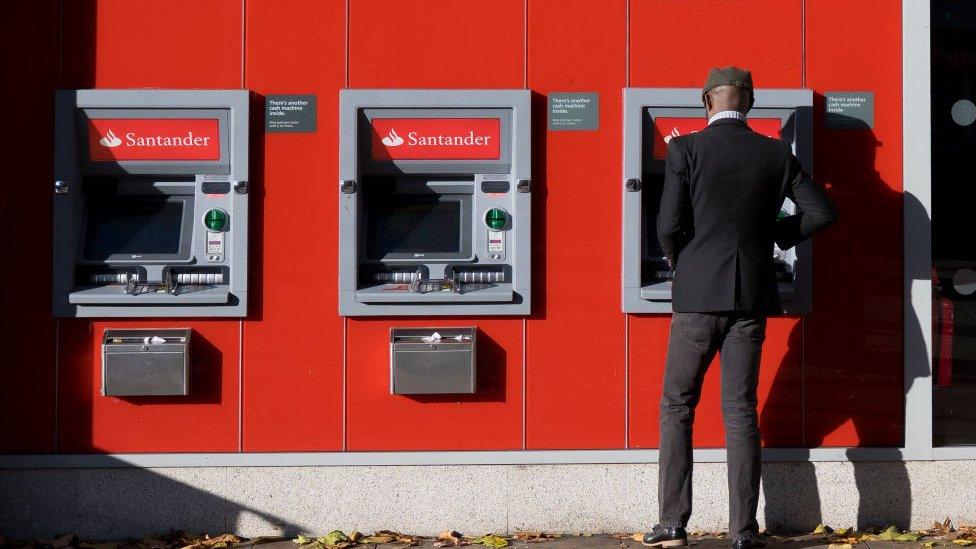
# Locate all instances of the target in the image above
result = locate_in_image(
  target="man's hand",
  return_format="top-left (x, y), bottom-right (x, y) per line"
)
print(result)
top-left (775, 154), bottom-right (838, 250)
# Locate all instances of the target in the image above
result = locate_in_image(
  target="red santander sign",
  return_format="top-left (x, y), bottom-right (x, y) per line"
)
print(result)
top-left (652, 117), bottom-right (783, 160)
top-left (88, 118), bottom-right (220, 161)
top-left (371, 118), bottom-right (501, 161)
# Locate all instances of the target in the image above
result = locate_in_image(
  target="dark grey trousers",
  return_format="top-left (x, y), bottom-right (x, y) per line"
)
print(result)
top-left (658, 312), bottom-right (767, 542)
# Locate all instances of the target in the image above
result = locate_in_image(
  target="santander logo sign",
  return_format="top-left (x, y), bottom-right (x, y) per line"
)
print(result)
top-left (371, 118), bottom-right (501, 160)
top-left (99, 129), bottom-right (123, 148)
top-left (88, 118), bottom-right (221, 161)
top-left (381, 128), bottom-right (405, 147)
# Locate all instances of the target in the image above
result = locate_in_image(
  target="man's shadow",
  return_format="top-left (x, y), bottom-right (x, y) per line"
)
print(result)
top-left (759, 113), bottom-right (931, 533)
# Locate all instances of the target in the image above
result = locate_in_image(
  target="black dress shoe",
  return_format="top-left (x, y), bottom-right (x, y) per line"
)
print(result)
top-left (731, 539), bottom-right (766, 549)
top-left (642, 526), bottom-right (688, 547)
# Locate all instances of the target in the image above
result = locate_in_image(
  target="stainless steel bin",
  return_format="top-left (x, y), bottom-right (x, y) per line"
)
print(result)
top-left (101, 328), bottom-right (192, 396)
top-left (390, 327), bottom-right (477, 394)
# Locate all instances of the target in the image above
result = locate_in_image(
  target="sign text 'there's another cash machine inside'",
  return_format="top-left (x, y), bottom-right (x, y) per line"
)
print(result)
top-left (621, 88), bottom-right (815, 314)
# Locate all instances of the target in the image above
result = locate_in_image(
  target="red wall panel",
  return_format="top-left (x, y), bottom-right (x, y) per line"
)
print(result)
top-left (64, 0), bottom-right (243, 89)
top-left (59, 320), bottom-right (240, 453)
top-left (345, 0), bottom-right (526, 450)
top-left (0, 1), bottom-right (61, 452)
top-left (629, 0), bottom-right (803, 89)
top-left (57, 0), bottom-right (244, 453)
top-left (524, 0), bottom-right (627, 449)
top-left (346, 318), bottom-right (523, 450)
top-left (627, 0), bottom-right (805, 449)
top-left (241, 0), bottom-right (347, 451)
top-left (803, 0), bottom-right (903, 447)
top-left (349, 0), bottom-right (525, 89)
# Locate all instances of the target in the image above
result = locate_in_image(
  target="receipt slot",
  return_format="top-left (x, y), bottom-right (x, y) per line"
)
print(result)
top-left (338, 90), bottom-right (531, 316)
top-left (53, 90), bottom-right (249, 317)
top-left (621, 88), bottom-right (813, 314)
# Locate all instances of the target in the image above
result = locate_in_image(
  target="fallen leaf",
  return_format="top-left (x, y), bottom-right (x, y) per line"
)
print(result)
top-left (475, 535), bottom-right (508, 549)
top-left (250, 538), bottom-right (288, 546)
top-left (834, 528), bottom-right (851, 536)
top-left (294, 536), bottom-right (314, 546)
top-left (932, 520), bottom-right (954, 537)
top-left (923, 542), bottom-right (936, 547)
top-left (878, 526), bottom-right (901, 541)
top-left (318, 531), bottom-right (350, 547)
top-left (813, 525), bottom-right (831, 535)
top-left (953, 541), bottom-right (974, 547)
top-left (512, 532), bottom-right (559, 543)
top-left (631, 533), bottom-right (644, 542)
top-left (434, 531), bottom-right (469, 548)
top-left (828, 544), bottom-right (852, 549)
top-left (360, 535), bottom-right (395, 545)
top-left (896, 532), bottom-right (923, 542)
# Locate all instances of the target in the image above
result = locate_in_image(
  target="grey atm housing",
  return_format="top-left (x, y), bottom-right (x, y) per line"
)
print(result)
top-left (621, 88), bottom-right (814, 314)
top-left (53, 89), bottom-right (249, 317)
top-left (339, 89), bottom-right (531, 316)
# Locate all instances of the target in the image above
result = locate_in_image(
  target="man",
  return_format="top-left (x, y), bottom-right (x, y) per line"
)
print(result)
top-left (642, 67), bottom-right (837, 549)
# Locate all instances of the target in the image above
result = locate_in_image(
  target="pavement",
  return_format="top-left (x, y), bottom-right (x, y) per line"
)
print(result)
top-left (238, 537), bottom-right (934, 549)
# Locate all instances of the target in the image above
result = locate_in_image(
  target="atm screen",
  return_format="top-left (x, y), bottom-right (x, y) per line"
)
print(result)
top-left (83, 196), bottom-right (188, 260)
top-left (366, 197), bottom-right (464, 259)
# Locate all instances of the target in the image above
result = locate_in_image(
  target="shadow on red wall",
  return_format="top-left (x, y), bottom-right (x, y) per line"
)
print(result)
top-left (761, 109), bottom-right (926, 531)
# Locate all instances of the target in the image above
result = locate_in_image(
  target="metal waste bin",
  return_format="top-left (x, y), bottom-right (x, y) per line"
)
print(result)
top-left (390, 327), bottom-right (477, 394)
top-left (101, 328), bottom-right (192, 396)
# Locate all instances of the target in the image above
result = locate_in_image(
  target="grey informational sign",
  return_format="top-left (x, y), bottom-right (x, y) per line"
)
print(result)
top-left (548, 92), bottom-right (599, 131)
top-left (266, 94), bottom-right (317, 133)
top-left (825, 91), bottom-right (874, 129)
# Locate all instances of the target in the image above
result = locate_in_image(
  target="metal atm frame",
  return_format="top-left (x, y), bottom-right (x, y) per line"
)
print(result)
top-left (621, 88), bottom-right (814, 314)
top-left (339, 89), bottom-right (532, 316)
top-left (53, 89), bottom-right (250, 317)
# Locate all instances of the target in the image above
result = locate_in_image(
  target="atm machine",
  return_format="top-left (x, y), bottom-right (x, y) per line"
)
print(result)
top-left (53, 89), bottom-right (249, 317)
top-left (338, 89), bottom-right (531, 316)
top-left (621, 88), bottom-right (813, 314)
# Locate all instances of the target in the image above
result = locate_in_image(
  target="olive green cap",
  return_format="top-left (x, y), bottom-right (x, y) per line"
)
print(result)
top-left (702, 66), bottom-right (753, 94)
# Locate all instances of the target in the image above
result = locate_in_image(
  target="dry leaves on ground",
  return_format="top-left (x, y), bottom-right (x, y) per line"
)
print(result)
top-left (295, 531), bottom-right (419, 549)
top-left (179, 535), bottom-right (242, 549)
top-left (433, 531), bottom-right (467, 548)
top-left (511, 533), bottom-right (560, 544)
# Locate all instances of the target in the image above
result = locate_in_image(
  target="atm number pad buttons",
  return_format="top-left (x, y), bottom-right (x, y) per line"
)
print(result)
top-left (487, 229), bottom-right (505, 260)
top-left (206, 231), bottom-right (225, 263)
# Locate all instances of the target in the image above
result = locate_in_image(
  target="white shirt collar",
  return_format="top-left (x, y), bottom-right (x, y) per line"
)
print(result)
top-left (708, 110), bottom-right (747, 125)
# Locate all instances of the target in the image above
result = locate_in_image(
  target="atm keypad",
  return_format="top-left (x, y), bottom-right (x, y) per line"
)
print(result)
top-left (206, 231), bottom-right (225, 263)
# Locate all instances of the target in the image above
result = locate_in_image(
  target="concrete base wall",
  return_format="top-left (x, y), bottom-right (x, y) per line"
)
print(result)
top-left (2, 461), bottom-right (974, 539)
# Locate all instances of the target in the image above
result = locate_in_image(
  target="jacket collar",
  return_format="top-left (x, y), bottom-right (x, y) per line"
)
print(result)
top-left (707, 118), bottom-right (749, 129)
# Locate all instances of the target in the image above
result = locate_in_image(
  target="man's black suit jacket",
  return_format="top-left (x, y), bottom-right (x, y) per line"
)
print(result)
top-left (657, 117), bottom-right (837, 314)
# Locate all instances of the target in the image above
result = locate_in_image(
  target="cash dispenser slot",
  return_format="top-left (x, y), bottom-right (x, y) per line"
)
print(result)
top-left (390, 327), bottom-right (477, 394)
top-left (339, 89), bottom-right (531, 316)
top-left (102, 328), bottom-right (191, 396)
